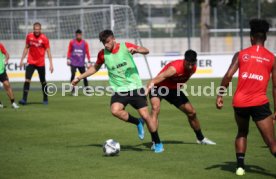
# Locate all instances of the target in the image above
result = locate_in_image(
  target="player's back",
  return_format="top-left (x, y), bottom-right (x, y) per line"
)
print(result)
top-left (233, 45), bottom-right (275, 107)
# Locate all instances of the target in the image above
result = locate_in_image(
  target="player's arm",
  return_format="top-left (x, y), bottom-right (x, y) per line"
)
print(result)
top-left (146, 66), bottom-right (176, 94)
top-left (46, 48), bottom-right (54, 73)
top-left (85, 42), bottom-right (92, 67)
top-left (66, 41), bottom-right (73, 66)
top-left (126, 42), bottom-right (149, 55)
top-left (272, 56), bottom-right (276, 121)
top-left (0, 44), bottom-right (10, 64)
top-left (216, 52), bottom-right (239, 109)
top-left (72, 63), bottom-right (102, 86)
top-left (19, 44), bottom-right (29, 67)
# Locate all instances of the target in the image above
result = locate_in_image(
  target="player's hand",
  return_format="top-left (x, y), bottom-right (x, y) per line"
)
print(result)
top-left (4, 59), bottom-right (8, 66)
top-left (72, 77), bottom-right (80, 86)
top-left (49, 64), bottom-right (54, 73)
top-left (216, 96), bottom-right (223, 109)
top-left (145, 82), bottom-right (154, 96)
top-left (67, 59), bottom-right (71, 66)
top-left (87, 62), bottom-right (92, 68)
top-left (19, 61), bottom-right (24, 68)
top-left (128, 47), bottom-right (138, 55)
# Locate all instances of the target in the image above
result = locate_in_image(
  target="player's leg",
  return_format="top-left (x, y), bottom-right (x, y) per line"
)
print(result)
top-left (165, 90), bottom-right (215, 144)
top-left (78, 66), bottom-right (88, 87)
top-left (110, 93), bottom-right (141, 125)
top-left (37, 66), bottom-right (48, 104)
top-left (20, 64), bottom-right (35, 104)
top-left (150, 96), bottom-right (161, 127)
top-left (233, 107), bottom-right (250, 175)
top-left (252, 103), bottom-right (276, 156)
top-left (70, 66), bottom-right (77, 95)
top-left (2, 78), bottom-right (19, 108)
top-left (130, 88), bottom-right (163, 153)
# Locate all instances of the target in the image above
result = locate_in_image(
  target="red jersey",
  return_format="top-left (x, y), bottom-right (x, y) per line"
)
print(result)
top-left (233, 45), bottom-right (275, 107)
top-left (26, 33), bottom-right (50, 66)
top-left (157, 60), bottom-right (197, 89)
top-left (0, 43), bottom-right (7, 55)
top-left (96, 42), bottom-right (139, 65)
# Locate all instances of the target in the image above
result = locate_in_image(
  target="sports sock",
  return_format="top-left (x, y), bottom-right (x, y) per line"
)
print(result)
top-left (0, 101), bottom-right (2, 104)
top-left (274, 153), bottom-right (276, 158)
top-left (150, 131), bottom-right (161, 144)
top-left (42, 82), bottom-right (48, 101)
top-left (127, 114), bottom-right (140, 125)
top-left (23, 82), bottom-right (30, 101)
top-left (10, 99), bottom-right (15, 104)
top-left (194, 129), bottom-right (204, 141)
top-left (236, 153), bottom-right (245, 168)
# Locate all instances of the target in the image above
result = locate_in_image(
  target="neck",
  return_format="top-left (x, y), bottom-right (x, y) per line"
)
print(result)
top-left (253, 41), bottom-right (264, 46)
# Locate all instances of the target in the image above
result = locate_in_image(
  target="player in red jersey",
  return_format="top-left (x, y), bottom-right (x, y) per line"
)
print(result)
top-left (216, 19), bottom-right (276, 176)
top-left (146, 50), bottom-right (216, 150)
top-left (19, 22), bottom-right (54, 105)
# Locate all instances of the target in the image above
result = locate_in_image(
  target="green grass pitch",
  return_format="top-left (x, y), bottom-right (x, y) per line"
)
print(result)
top-left (0, 78), bottom-right (275, 179)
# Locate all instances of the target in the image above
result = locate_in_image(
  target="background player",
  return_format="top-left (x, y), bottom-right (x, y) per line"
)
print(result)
top-left (72, 30), bottom-right (164, 153)
top-left (216, 19), bottom-right (276, 176)
top-left (67, 29), bottom-right (91, 96)
top-left (146, 50), bottom-right (216, 149)
top-left (19, 22), bottom-right (54, 105)
top-left (0, 43), bottom-right (19, 109)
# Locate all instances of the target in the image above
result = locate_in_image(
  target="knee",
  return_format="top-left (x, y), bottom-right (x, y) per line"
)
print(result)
top-left (237, 129), bottom-right (249, 138)
top-left (151, 103), bottom-right (160, 114)
top-left (187, 110), bottom-right (197, 119)
top-left (111, 108), bottom-right (120, 118)
top-left (25, 79), bottom-right (31, 83)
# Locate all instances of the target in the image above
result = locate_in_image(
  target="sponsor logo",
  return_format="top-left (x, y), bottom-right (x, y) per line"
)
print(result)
top-left (241, 72), bottom-right (263, 81)
top-left (242, 54), bottom-right (250, 62)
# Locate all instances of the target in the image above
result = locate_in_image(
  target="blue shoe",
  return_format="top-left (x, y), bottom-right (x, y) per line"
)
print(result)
top-left (43, 100), bottom-right (48, 105)
top-left (154, 143), bottom-right (164, 153)
top-left (19, 99), bottom-right (27, 105)
top-left (137, 118), bottom-right (144, 140)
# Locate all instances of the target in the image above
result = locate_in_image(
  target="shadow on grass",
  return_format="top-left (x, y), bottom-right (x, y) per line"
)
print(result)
top-left (142, 140), bottom-right (197, 149)
top-left (67, 140), bottom-right (197, 152)
top-left (67, 143), bottom-right (144, 152)
top-left (205, 161), bottom-right (276, 178)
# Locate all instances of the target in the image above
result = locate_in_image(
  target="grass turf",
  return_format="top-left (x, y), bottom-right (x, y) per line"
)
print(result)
top-left (0, 78), bottom-right (275, 179)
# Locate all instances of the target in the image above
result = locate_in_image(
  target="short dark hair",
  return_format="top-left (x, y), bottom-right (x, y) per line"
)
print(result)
top-left (75, 29), bottom-right (82, 34)
top-left (99, 30), bottom-right (114, 43)
top-left (249, 19), bottom-right (270, 41)
top-left (184, 50), bottom-right (197, 63)
top-left (33, 22), bottom-right (41, 28)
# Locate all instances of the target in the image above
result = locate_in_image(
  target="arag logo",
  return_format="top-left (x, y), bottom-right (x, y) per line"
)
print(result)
top-left (242, 54), bottom-right (250, 62)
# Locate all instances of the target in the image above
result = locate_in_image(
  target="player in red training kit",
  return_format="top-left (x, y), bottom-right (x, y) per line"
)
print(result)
top-left (19, 22), bottom-right (54, 105)
top-left (146, 50), bottom-right (216, 150)
top-left (216, 19), bottom-right (276, 176)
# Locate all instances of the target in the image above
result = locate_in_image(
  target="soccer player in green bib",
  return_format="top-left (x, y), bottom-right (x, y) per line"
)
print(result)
top-left (72, 30), bottom-right (164, 153)
top-left (0, 43), bottom-right (19, 109)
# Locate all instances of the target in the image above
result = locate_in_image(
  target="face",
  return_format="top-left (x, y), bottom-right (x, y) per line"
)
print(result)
top-left (33, 25), bottom-right (41, 37)
top-left (184, 61), bottom-right (196, 71)
top-left (102, 36), bottom-right (116, 52)
top-left (76, 33), bottom-right (82, 41)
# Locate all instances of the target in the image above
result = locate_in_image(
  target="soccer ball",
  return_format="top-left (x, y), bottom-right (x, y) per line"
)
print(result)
top-left (103, 139), bottom-right (120, 156)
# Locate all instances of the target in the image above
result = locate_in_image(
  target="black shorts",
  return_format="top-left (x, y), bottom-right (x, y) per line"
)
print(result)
top-left (26, 64), bottom-right (46, 82)
top-left (149, 86), bottom-right (189, 108)
top-left (234, 103), bottom-right (272, 122)
top-left (111, 88), bottom-right (147, 110)
top-left (0, 71), bottom-right (8, 83)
